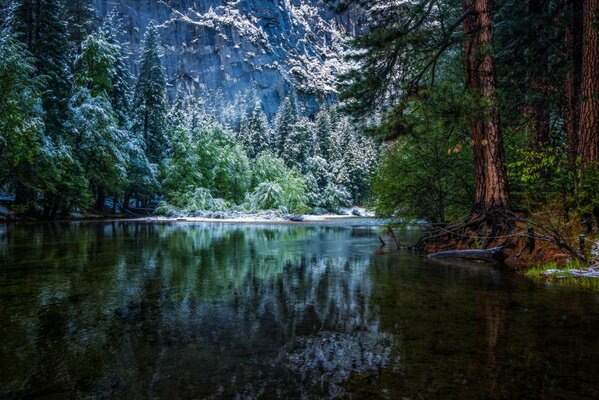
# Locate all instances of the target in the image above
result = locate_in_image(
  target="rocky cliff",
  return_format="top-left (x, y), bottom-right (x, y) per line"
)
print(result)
top-left (93, 0), bottom-right (363, 117)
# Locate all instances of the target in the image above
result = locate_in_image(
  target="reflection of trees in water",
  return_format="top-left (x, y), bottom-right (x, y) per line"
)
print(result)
top-left (5, 223), bottom-right (598, 399)
top-left (0, 222), bottom-right (393, 399)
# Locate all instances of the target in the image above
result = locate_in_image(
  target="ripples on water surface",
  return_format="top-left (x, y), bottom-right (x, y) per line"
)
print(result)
top-left (0, 221), bottom-right (598, 399)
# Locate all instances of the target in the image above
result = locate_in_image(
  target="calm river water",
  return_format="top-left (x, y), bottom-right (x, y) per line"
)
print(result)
top-left (1, 221), bottom-right (598, 399)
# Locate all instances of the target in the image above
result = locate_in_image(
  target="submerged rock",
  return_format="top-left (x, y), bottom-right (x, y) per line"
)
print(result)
top-left (288, 214), bottom-right (305, 222)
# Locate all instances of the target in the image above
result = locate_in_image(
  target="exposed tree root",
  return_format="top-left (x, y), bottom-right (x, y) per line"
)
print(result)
top-left (409, 208), bottom-right (588, 266)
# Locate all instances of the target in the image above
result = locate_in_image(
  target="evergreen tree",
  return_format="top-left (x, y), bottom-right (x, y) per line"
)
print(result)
top-left (74, 32), bottom-right (117, 96)
top-left (71, 33), bottom-right (128, 209)
top-left (314, 108), bottom-right (333, 160)
top-left (0, 27), bottom-right (44, 192)
top-left (68, 87), bottom-right (127, 210)
top-left (64, 0), bottom-right (96, 56)
top-left (132, 22), bottom-right (167, 164)
top-left (273, 94), bottom-right (299, 156)
top-left (282, 116), bottom-right (313, 170)
top-left (239, 101), bottom-right (270, 158)
top-left (12, 0), bottom-right (72, 139)
top-left (101, 8), bottom-right (132, 126)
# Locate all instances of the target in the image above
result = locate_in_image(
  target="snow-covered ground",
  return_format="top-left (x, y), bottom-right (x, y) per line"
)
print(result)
top-left (543, 268), bottom-right (599, 279)
top-left (149, 207), bottom-right (376, 224)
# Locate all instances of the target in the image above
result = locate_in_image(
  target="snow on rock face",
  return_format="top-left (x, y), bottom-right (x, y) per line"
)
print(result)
top-left (93, 0), bottom-right (363, 117)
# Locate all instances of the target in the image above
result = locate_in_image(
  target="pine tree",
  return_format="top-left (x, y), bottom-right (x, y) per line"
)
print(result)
top-left (273, 94), bottom-right (299, 156)
top-left (282, 116), bottom-right (314, 170)
top-left (64, 0), bottom-right (96, 56)
top-left (10, 0), bottom-right (73, 208)
top-left (71, 32), bottom-right (128, 210)
top-left (12, 0), bottom-right (72, 139)
top-left (132, 22), bottom-right (168, 165)
top-left (74, 32), bottom-right (117, 96)
top-left (239, 101), bottom-right (270, 158)
top-left (314, 108), bottom-right (334, 160)
top-left (101, 8), bottom-right (132, 126)
top-left (0, 27), bottom-right (44, 192)
top-left (68, 87), bottom-right (127, 210)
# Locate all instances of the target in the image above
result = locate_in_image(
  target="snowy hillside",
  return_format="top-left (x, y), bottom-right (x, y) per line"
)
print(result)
top-left (93, 0), bottom-right (363, 116)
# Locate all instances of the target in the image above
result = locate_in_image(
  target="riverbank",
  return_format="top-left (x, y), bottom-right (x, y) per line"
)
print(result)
top-left (145, 214), bottom-right (381, 225)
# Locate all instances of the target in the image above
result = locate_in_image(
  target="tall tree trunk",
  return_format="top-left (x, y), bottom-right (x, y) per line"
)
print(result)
top-left (464, 0), bottom-right (509, 213)
top-left (525, 0), bottom-right (550, 147)
top-left (566, 0), bottom-right (584, 171)
top-left (579, 0), bottom-right (599, 166)
top-left (464, 1), bottom-right (487, 209)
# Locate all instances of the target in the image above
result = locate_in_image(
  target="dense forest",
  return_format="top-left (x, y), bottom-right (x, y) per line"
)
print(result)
top-left (1, 0), bottom-right (598, 265)
top-left (338, 0), bottom-right (598, 266)
top-left (0, 0), bottom-right (378, 219)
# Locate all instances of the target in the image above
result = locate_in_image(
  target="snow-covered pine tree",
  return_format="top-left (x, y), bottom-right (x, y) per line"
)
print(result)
top-left (343, 127), bottom-right (378, 204)
top-left (132, 22), bottom-right (168, 165)
top-left (0, 26), bottom-right (44, 195)
top-left (74, 32), bottom-right (118, 96)
top-left (314, 108), bottom-right (333, 160)
top-left (282, 116), bottom-right (314, 170)
top-left (273, 94), bottom-right (299, 156)
top-left (64, 0), bottom-right (96, 56)
top-left (12, 0), bottom-right (72, 139)
top-left (71, 32), bottom-right (127, 210)
top-left (9, 0), bottom-right (73, 208)
top-left (239, 101), bottom-right (270, 158)
top-left (101, 8), bottom-right (132, 127)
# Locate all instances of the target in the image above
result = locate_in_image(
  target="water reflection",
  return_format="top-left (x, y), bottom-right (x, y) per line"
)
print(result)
top-left (0, 222), bottom-right (599, 399)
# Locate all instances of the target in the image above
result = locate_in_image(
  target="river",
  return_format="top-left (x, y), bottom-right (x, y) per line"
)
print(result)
top-left (1, 221), bottom-right (598, 399)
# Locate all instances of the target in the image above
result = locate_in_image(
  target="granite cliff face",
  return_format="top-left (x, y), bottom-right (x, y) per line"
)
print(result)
top-left (93, 0), bottom-right (363, 116)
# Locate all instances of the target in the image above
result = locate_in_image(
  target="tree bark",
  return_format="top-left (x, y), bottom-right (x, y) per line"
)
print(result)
top-left (428, 246), bottom-right (507, 262)
top-left (579, 0), bottom-right (599, 166)
top-left (565, 0), bottom-right (584, 171)
top-left (464, 0), bottom-right (510, 213)
top-left (464, 1), bottom-right (487, 209)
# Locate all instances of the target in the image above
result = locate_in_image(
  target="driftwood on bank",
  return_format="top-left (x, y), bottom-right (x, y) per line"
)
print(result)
top-left (427, 246), bottom-right (507, 262)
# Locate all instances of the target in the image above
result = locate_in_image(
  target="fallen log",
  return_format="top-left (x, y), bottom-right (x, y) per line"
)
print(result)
top-left (427, 246), bottom-right (507, 262)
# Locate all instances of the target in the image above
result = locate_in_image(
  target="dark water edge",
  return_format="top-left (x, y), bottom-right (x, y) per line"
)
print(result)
top-left (1, 221), bottom-right (598, 399)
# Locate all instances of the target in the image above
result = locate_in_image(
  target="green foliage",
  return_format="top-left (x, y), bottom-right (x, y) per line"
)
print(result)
top-left (578, 163), bottom-right (599, 217)
top-left (251, 153), bottom-right (288, 187)
top-left (507, 145), bottom-right (571, 210)
top-left (68, 87), bottom-right (127, 195)
top-left (321, 183), bottom-right (352, 214)
top-left (273, 94), bottom-right (299, 155)
top-left (36, 139), bottom-right (92, 212)
top-left (132, 23), bottom-right (167, 164)
top-left (74, 32), bottom-right (117, 96)
top-left (280, 171), bottom-right (310, 214)
top-left (12, 0), bottom-right (72, 137)
top-left (371, 82), bottom-right (474, 223)
top-left (0, 10), bottom-right (378, 217)
top-left (0, 28), bottom-right (44, 190)
top-left (213, 144), bottom-right (252, 204)
top-left (248, 182), bottom-right (284, 210)
top-left (65, 0), bottom-right (96, 54)
top-left (239, 101), bottom-right (270, 158)
top-left (247, 153), bottom-right (310, 213)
